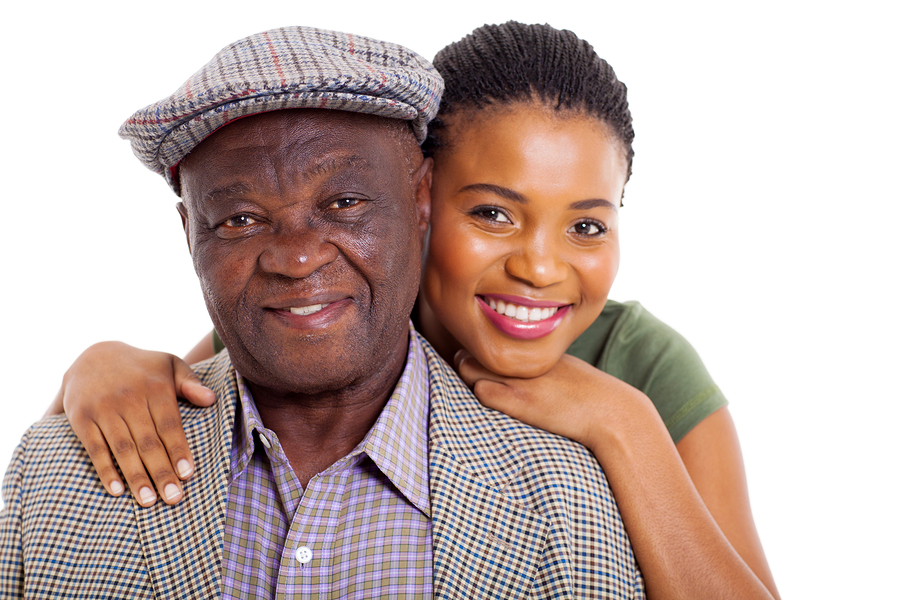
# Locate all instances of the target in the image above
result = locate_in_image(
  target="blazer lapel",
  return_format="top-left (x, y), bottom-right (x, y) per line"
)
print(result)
top-left (425, 343), bottom-right (550, 599)
top-left (132, 353), bottom-right (237, 600)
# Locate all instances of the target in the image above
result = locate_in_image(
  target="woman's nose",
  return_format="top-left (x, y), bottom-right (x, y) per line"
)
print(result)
top-left (258, 225), bottom-right (339, 279)
top-left (504, 234), bottom-right (568, 288)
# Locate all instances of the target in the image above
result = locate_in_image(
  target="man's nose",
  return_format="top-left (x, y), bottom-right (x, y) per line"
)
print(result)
top-left (503, 231), bottom-right (568, 288)
top-left (258, 225), bottom-right (339, 278)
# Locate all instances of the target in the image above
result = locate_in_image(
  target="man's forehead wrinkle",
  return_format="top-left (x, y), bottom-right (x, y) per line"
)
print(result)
top-left (205, 182), bottom-right (254, 202)
top-left (307, 155), bottom-right (373, 179)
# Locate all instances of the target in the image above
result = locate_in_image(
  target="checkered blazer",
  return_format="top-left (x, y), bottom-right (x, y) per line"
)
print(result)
top-left (1, 334), bottom-right (644, 598)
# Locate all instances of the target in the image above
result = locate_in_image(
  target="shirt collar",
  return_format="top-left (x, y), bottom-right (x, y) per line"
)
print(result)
top-left (229, 324), bottom-right (431, 516)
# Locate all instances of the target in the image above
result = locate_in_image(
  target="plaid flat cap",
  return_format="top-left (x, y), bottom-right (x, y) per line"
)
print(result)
top-left (119, 26), bottom-right (443, 194)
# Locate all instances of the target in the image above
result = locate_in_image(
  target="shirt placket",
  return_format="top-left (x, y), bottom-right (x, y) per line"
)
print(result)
top-left (275, 455), bottom-right (358, 599)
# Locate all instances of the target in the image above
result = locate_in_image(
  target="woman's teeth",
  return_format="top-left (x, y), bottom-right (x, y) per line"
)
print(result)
top-left (290, 303), bottom-right (328, 316)
top-left (487, 298), bottom-right (559, 322)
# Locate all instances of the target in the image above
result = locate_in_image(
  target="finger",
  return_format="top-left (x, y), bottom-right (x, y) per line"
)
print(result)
top-left (122, 402), bottom-right (186, 505)
top-left (146, 388), bottom-right (195, 484)
top-left (472, 379), bottom-right (521, 412)
top-left (99, 415), bottom-right (160, 507)
top-left (72, 418), bottom-right (126, 497)
top-left (454, 351), bottom-right (508, 387)
top-left (173, 358), bottom-right (216, 408)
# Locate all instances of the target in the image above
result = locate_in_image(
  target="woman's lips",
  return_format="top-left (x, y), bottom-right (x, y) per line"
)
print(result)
top-left (477, 295), bottom-right (570, 340)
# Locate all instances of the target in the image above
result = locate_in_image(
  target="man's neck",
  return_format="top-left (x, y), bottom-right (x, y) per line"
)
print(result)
top-left (244, 340), bottom-right (409, 488)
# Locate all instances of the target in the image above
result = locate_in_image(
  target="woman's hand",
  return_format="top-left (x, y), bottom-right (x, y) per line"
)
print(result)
top-left (454, 349), bottom-right (649, 454)
top-left (47, 342), bottom-right (216, 507)
top-left (455, 349), bottom-right (779, 600)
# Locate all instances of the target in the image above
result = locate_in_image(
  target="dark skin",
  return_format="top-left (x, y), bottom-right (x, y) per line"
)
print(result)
top-left (176, 109), bottom-right (431, 485)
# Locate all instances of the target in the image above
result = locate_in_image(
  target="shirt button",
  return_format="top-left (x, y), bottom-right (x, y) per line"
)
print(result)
top-left (259, 433), bottom-right (272, 449)
top-left (295, 545), bottom-right (313, 564)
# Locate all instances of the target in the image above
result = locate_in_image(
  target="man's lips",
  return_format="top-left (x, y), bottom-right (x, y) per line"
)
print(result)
top-left (289, 303), bottom-right (329, 316)
top-left (263, 295), bottom-right (352, 320)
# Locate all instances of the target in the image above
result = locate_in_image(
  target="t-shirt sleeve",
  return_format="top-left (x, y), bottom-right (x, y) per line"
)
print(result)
top-left (211, 330), bottom-right (225, 355)
top-left (569, 301), bottom-right (727, 444)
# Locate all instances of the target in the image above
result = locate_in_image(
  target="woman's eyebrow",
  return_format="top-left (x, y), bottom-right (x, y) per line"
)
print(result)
top-left (459, 183), bottom-right (528, 204)
top-left (569, 198), bottom-right (617, 210)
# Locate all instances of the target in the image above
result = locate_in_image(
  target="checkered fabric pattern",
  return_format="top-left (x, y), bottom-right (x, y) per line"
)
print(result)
top-left (0, 330), bottom-right (645, 598)
top-left (119, 26), bottom-right (443, 194)
top-left (425, 335), bottom-right (646, 598)
top-left (0, 355), bottom-right (236, 599)
top-left (221, 334), bottom-right (431, 598)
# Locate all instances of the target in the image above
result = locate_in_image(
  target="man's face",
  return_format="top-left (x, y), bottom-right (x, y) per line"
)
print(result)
top-left (178, 110), bottom-right (431, 397)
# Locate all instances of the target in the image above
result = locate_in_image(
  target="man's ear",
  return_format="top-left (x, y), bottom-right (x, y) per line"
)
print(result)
top-left (176, 202), bottom-right (192, 255)
top-left (413, 156), bottom-right (433, 238)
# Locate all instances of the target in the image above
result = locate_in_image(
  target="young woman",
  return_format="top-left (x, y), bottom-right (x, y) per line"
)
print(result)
top-left (49, 22), bottom-right (779, 599)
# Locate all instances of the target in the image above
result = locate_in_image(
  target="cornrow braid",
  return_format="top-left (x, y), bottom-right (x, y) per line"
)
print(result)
top-left (425, 21), bottom-right (635, 183)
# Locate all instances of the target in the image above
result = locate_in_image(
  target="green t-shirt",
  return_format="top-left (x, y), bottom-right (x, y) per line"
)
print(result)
top-left (566, 299), bottom-right (727, 444)
top-left (211, 299), bottom-right (726, 444)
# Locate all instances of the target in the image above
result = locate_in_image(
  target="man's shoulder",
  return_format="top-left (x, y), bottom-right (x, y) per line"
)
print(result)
top-left (1, 353), bottom-right (235, 598)
top-left (419, 332), bottom-right (612, 491)
top-left (418, 333), bottom-right (644, 598)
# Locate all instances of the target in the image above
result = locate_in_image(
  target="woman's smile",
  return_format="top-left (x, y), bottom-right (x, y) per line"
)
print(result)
top-left (477, 295), bottom-right (571, 340)
top-left (481, 295), bottom-right (565, 323)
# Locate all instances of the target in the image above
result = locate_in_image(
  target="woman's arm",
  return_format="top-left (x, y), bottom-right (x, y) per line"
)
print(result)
top-left (456, 351), bottom-right (780, 600)
top-left (45, 336), bottom-right (217, 506)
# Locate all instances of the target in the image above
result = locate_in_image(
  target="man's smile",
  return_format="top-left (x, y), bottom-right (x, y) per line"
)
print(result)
top-left (290, 303), bottom-right (330, 316)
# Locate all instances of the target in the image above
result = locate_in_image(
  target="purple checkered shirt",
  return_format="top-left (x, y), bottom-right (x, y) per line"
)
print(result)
top-left (221, 331), bottom-right (432, 598)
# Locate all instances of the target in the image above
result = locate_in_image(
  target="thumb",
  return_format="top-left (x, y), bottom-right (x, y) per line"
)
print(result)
top-left (472, 379), bottom-right (521, 414)
top-left (173, 358), bottom-right (216, 407)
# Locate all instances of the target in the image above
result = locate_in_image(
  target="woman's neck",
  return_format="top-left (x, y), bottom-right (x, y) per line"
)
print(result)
top-left (415, 293), bottom-right (464, 367)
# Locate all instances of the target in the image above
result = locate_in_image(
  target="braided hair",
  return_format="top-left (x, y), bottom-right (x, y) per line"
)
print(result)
top-left (425, 21), bottom-right (635, 183)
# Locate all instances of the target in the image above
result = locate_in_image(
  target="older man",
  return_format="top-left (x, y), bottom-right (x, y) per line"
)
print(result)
top-left (0, 26), bottom-right (644, 598)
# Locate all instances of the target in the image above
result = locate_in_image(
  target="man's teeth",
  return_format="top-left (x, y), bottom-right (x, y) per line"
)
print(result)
top-left (289, 304), bottom-right (328, 316)
top-left (487, 298), bottom-right (559, 322)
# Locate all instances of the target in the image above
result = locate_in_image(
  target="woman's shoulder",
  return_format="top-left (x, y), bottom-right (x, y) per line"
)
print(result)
top-left (566, 299), bottom-right (658, 363)
top-left (567, 300), bottom-right (727, 443)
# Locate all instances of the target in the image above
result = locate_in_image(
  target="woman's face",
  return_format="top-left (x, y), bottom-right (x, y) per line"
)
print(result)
top-left (420, 103), bottom-right (628, 378)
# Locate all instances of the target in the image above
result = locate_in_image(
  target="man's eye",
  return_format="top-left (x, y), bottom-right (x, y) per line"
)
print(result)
top-left (471, 206), bottom-right (512, 223)
top-left (331, 198), bottom-right (361, 209)
top-left (568, 221), bottom-right (606, 236)
top-left (223, 215), bottom-right (257, 228)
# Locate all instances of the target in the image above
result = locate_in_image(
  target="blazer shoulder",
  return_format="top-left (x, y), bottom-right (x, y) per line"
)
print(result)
top-left (422, 337), bottom-right (645, 598)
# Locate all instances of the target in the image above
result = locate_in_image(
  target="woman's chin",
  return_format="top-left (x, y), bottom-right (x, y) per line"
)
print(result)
top-left (478, 355), bottom-right (557, 380)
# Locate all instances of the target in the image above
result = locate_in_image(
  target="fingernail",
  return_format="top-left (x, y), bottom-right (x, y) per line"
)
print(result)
top-left (164, 483), bottom-right (182, 502)
top-left (110, 481), bottom-right (124, 495)
top-left (177, 459), bottom-right (194, 479)
top-left (139, 487), bottom-right (156, 506)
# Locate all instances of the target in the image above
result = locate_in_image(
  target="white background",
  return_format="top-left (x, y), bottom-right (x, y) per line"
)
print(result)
top-left (1, 1), bottom-right (897, 597)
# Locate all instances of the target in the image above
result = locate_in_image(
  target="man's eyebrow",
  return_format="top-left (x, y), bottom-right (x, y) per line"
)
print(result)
top-left (458, 183), bottom-right (527, 204)
top-left (308, 154), bottom-right (373, 178)
top-left (569, 198), bottom-right (618, 211)
top-left (205, 182), bottom-right (252, 201)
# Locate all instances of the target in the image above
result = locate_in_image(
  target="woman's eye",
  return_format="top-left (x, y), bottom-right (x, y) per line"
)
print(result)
top-left (224, 215), bottom-right (257, 228)
top-left (472, 206), bottom-right (511, 223)
top-left (568, 221), bottom-right (606, 236)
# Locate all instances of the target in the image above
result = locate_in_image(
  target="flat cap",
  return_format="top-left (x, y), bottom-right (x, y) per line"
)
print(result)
top-left (119, 26), bottom-right (443, 194)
